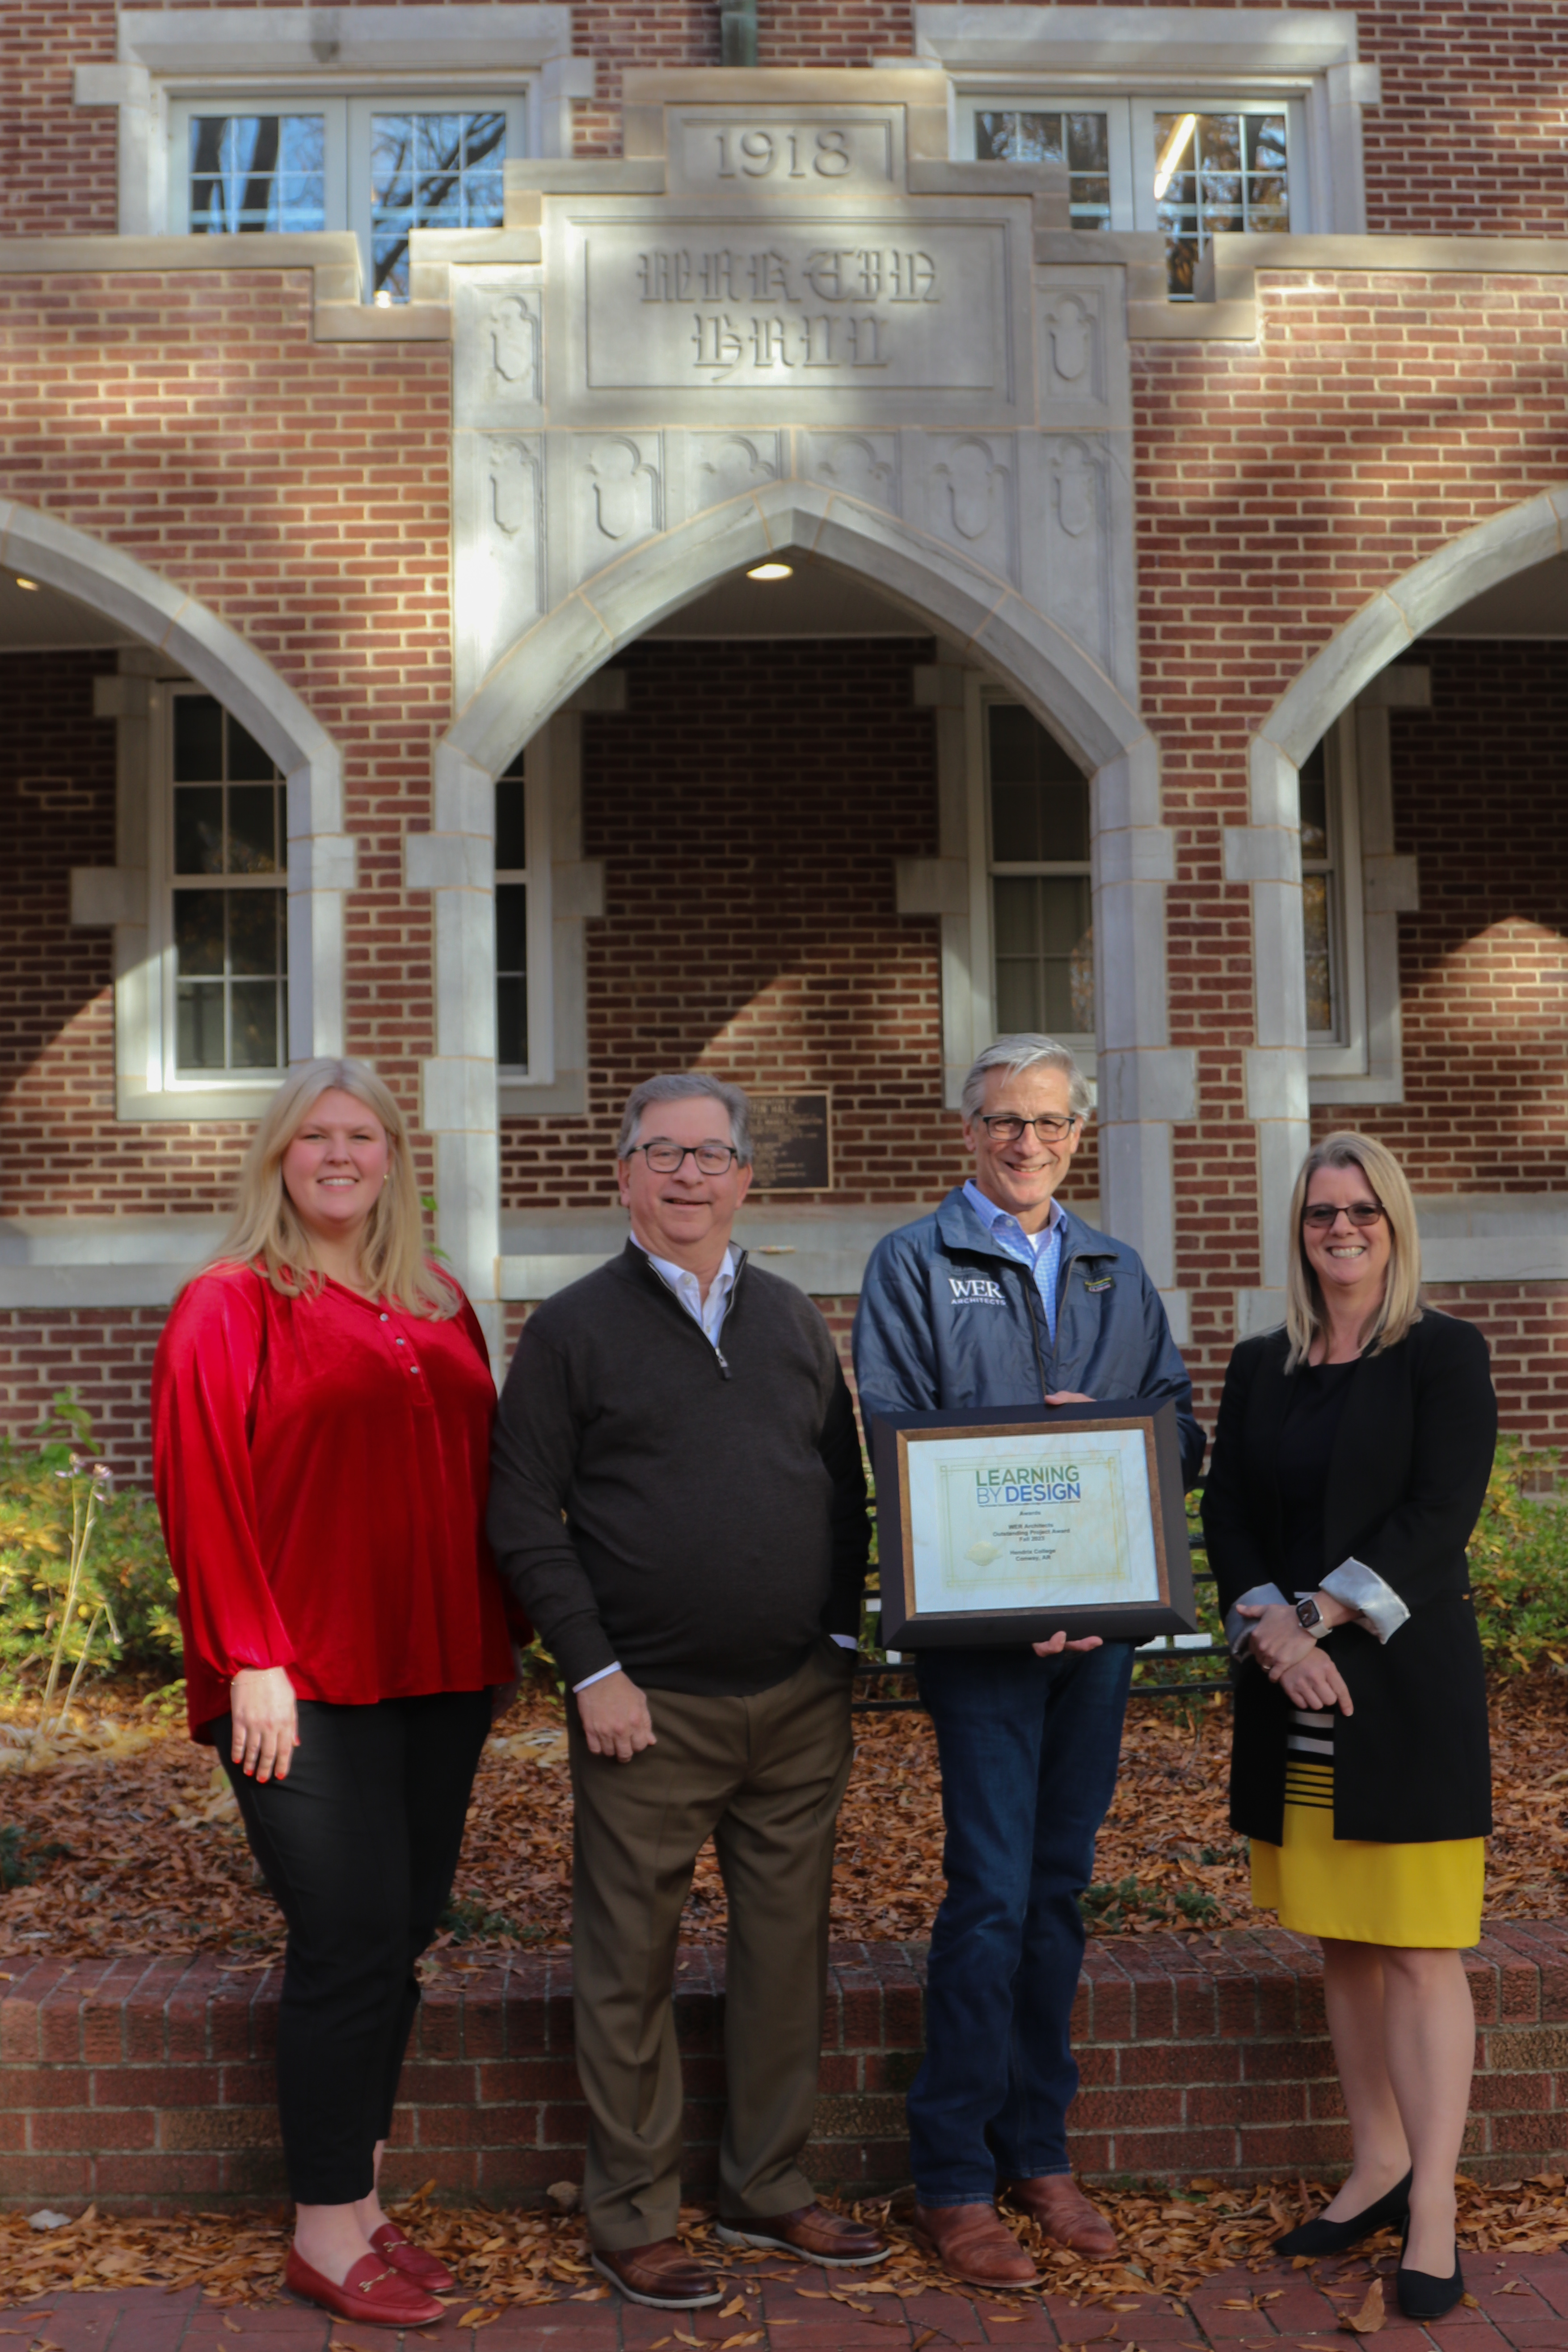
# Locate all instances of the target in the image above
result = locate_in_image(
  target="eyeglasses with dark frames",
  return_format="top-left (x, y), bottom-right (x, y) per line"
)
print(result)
top-left (976, 1113), bottom-right (1081, 1143)
top-left (1301, 1199), bottom-right (1385, 1230)
top-left (628, 1140), bottom-right (742, 1175)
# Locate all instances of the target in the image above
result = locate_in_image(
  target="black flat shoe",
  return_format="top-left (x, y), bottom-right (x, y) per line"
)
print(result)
top-left (1271, 2168), bottom-right (1412, 2256)
top-left (1396, 2249), bottom-right (1463, 2321)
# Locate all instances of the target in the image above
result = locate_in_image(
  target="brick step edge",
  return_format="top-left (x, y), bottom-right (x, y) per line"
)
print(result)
top-left (3, 1927), bottom-right (1567, 2209)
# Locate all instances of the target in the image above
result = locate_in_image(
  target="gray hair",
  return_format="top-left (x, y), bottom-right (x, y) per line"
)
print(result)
top-left (615, 1072), bottom-right (754, 1163)
top-left (961, 1035), bottom-right (1092, 1121)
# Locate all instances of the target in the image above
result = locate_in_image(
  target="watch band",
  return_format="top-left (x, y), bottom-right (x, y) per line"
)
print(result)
top-left (1295, 1595), bottom-right (1327, 1638)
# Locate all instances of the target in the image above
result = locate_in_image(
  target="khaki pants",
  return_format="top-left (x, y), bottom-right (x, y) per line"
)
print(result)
top-left (568, 1639), bottom-right (855, 2250)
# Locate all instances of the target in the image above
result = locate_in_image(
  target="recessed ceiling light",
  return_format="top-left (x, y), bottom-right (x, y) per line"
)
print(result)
top-left (13, 576), bottom-right (38, 591)
top-left (746, 562), bottom-right (793, 582)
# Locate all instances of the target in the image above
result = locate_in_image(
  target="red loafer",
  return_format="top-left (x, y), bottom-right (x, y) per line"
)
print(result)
top-left (371, 2221), bottom-right (458, 2293)
top-left (284, 2246), bottom-right (445, 2328)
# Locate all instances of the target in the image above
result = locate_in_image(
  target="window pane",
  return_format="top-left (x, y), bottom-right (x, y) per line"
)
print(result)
top-left (177, 982), bottom-right (226, 1069)
top-left (225, 786), bottom-right (279, 874)
top-left (1155, 108), bottom-right (1289, 297)
top-left (993, 876), bottom-right (1040, 959)
top-left (497, 978), bottom-right (527, 1068)
top-left (174, 889), bottom-right (225, 977)
top-left (229, 980), bottom-right (281, 1069)
top-left (1299, 742), bottom-right (1328, 856)
top-left (991, 783), bottom-right (1041, 863)
top-left (994, 878), bottom-right (1093, 1037)
top-left (226, 716), bottom-right (275, 781)
top-left (371, 110), bottom-right (507, 301)
top-left (174, 786), bottom-right (224, 875)
top-left (973, 108), bottom-right (1111, 229)
top-left (228, 893), bottom-right (281, 978)
top-left (495, 782), bottom-right (529, 871)
top-left (173, 695), bottom-right (224, 782)
top-left (1303, 874), bottom-right (1334, 1033)
top-left (496, 881), bottom-right (528, 971)
top-left (189, 114), bottom-right (324, 236)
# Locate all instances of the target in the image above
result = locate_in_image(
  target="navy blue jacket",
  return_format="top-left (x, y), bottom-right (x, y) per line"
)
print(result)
top-left (853, 1189), bottom-right (1205, 1488)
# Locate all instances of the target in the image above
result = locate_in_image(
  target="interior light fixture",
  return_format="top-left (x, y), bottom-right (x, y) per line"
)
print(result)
top-left (1152, 112), bottom-right (1199, 199)
top-left (13, 576), bottom-right (38, 591)
top-left (746, 561), bottom-right (793, 581)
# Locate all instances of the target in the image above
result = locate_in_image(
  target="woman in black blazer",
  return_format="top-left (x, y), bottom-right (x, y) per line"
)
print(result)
top-left (1203, 1132), bottom-right (1496, 2324)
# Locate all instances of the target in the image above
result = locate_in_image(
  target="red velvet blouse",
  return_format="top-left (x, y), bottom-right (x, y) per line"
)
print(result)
top-left (152, 1264), bottom-right (519, 1738)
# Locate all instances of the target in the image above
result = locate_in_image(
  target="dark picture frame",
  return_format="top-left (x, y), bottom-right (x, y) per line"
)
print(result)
top-left (869, 1397), bottom-right (1198, 1650)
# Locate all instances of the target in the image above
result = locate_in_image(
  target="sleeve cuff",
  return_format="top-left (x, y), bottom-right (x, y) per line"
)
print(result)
top-left (1321, 1557), bottom-right (1411, 1645)
top-left (572, 1661), bottom-right (622, 1694)
top-left (1224, 1582), bottom-right (1289, 1659)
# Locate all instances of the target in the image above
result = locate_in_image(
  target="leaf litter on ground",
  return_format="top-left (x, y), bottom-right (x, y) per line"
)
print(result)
top-left (0, 2175), bottom-right (1560, 2315)
top-left (7, 1668), bottom-right (1568, 1957)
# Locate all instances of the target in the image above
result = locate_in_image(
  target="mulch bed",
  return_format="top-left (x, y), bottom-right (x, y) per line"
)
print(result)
top-left (1, 1670), bottom-right (1566, 1960)
top-left (0, 2171), bottom-right (1565, 2316)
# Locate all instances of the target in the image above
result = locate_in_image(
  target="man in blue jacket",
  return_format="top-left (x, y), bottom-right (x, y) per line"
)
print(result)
top-left (854, 1035), bottom-right (1203, 2292)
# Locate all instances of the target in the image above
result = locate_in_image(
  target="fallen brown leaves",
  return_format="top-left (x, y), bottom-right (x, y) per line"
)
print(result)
top-left (0, 2175), bottom-right (1562, 2317)
top-left (5, 1669), bottom-right (1568, 1960)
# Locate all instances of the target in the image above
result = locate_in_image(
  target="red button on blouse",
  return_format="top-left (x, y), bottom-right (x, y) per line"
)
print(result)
top-left (152, 1263), bottom-right (521, 1739)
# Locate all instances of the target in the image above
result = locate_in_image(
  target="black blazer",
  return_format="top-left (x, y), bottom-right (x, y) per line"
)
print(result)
top-left (1201, 1308), bottom-right (1496, 1846)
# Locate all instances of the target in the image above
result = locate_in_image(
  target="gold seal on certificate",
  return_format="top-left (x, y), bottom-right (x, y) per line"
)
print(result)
top-left (870, 1400), bottom-right (1197, 1649)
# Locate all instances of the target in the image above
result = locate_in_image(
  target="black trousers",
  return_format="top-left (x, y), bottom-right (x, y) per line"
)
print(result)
top-left (220, 1689), bottom-right (492, 2204)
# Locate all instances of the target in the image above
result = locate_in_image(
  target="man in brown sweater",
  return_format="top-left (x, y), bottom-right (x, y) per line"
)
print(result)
top-left (488, 1073), bottom-right (884, 2310)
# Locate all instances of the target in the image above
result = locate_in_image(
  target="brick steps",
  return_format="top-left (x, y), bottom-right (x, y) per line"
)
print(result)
top-left (5, 1927), bottom-right (1568, 2210)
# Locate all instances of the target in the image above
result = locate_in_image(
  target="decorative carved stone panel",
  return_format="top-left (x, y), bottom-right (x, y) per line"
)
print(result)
top-left (453, 432), bottom-right (544, 701)
top-left (918, 431), bottom-right (1016, 585)
top-left (806, 430), bottom-right (900, 513)
top-left (1033, 267), bottom-right (1132, 433)
top-left (453, 269), bottom-right (544, 428)
top-left (570, 432), bottom-right (663, 584)
top-left (688, 430), bottom-right (784, 512)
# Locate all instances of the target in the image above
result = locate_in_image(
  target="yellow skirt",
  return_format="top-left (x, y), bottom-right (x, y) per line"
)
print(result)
top-left (1250, 1759), bottom-right (1484, 1947)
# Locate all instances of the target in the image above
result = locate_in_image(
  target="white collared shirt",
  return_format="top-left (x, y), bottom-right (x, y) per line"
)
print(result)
top-left (962, 1180), bottom-right (1065, 1344)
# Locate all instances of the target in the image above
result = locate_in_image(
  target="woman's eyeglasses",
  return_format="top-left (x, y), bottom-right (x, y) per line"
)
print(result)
top-left (1302, 1200), bottom-right (1385, 1230)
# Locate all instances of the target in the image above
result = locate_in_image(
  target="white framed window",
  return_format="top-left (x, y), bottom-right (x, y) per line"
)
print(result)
top-left (158, 687), bottom-right (289, 1084)
top-left (1299, 717), bottom-right (1366, 1067)
top-left (957, 91), bottom-right (1307, 295)
top-left (167, 93), bottom-right (527, 300)
top-left (494, 742), bottom-right (553, 1080)
top-left (972, 690), bottom-right (1095, 1054)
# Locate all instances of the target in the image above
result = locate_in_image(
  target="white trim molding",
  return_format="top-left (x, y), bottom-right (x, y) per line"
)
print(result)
top-left (0, 497), bottom-right (355, 1119)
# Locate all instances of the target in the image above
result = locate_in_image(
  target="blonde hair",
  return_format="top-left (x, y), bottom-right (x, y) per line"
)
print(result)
top-left (1284, 1130), bottom-right (1422, 1370)
top-left (208, 1058), bottom-right (459, 1318)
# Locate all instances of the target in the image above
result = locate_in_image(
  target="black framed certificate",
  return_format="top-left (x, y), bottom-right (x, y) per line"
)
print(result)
top-left (869, 1398), bottom-right (1198, 1650)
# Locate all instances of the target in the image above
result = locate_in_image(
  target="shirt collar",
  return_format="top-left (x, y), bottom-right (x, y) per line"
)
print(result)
top-left (962, 1180), bottom-right (1062, 1255)
top-left (630, 1234), bottom-right (737, 1296)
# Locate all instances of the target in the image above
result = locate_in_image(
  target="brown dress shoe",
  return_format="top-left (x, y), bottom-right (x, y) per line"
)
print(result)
top-left (912, 2202), bottom-right (1040, 2290)
top-left (717, 2203), bottom-right (888, 2266)
top-left (1000, 2174), bottom-right (1118, 2258)
top-left (590, 2240), bottom-right (724, 2309)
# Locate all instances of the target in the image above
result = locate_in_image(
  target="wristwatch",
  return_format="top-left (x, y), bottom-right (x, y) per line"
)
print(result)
top-left (1294, 1596), bottom-right (1328, 1638)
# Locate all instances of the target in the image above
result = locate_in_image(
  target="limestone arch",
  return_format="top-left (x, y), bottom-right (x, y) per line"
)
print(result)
top-left (425, 480), bottom-right (1191, 1336)
top-left (0, 496), bottom-right (353, 1060)
top-left (1237, 485), bottom-right (1568, 1311)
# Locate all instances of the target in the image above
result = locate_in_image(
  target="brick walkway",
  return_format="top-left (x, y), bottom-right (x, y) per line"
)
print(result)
top-left (7, 2247), bottom-right (1568, 2352)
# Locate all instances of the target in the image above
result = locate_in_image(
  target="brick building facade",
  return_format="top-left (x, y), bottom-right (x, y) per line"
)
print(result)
top-left (4, 2), bottom-right (1568, 1474)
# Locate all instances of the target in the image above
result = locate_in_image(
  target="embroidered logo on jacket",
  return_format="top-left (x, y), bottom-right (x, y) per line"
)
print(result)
top-left (1083, 1275), bottom-right (1114, 1294)
top-left (947, 1276), bottom-right (1007, 1305)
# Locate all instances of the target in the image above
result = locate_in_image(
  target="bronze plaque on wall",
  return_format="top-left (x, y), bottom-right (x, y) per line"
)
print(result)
top-left (748, 1091), bottom-right (832, 1192)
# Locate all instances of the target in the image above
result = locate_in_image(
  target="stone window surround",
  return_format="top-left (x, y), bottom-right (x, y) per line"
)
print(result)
top-left (74, 6), bottom-right (593, 240)
top-left (904, 5), bottom-right (1381, 237)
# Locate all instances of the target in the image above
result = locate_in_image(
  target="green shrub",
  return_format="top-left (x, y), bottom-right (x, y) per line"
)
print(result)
top-left (1468, 1435), bottom-right (1568, 1675)
top-left (0, 1394), bottom-right (182, 1691)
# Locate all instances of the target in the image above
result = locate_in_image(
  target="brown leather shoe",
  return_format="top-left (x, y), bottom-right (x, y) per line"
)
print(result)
top-left (1000, 2174), bottom-right (1118, 2258)
top-left (590, 2240), bottom-right (724, 2309)
top-left (912, 2202), bottom-right (1040, 2290)
top-left (717, 2203), bottom-right (887, 2266)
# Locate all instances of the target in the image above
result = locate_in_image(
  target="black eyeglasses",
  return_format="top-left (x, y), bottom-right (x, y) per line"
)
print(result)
top-left (977, 1113), bottom-right (1080, 1143)
top-left (1302, 1200), bottom-right (1385, 1230)
top-left (628, 1141), bottom-right (741, 1175)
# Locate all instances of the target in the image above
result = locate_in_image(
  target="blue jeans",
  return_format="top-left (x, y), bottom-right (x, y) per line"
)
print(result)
top-left (907, 1641), bottom-right (1134, 2205)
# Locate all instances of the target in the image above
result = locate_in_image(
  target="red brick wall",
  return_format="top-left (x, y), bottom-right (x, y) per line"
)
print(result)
top-left (500, 635), bottom-right (1101, 1216)
top-left (0, 266), bottom-right (451, 1209)
top-left (0, 1309), bottom-right (167, 1480)
top-left (1310, 639), bottom-right (1568, 1193)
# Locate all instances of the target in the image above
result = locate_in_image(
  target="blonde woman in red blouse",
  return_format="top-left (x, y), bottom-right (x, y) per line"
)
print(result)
top-left (153, 1058), bottom-right (521, 2329)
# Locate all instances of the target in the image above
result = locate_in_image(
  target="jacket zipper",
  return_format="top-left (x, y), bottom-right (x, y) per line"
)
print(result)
top-left (641, 1250), bottom-right (744, 1379)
